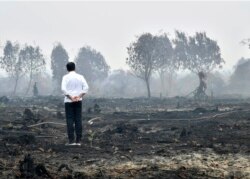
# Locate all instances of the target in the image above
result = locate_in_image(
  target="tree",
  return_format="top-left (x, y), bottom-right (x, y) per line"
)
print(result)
top-left (229, 58), bottom-right (250, 94)
top-left (173, 31), bottom-right (224, 99)
top-left (126, 33), bottom-right (159, 98)
top-left (51, 43), bottom-right (69, 93)
top-left (19, 45), bottom-right (46, 95)
top-left (75, 46), bottom-right (110, 90)
top-left (154, 33), bottom-right (177, 96)
top-left (0, 41), bottom-right (24, 95)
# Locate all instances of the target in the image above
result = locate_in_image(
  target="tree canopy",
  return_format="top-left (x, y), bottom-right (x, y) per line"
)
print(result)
top-left (75, 46), bottom-right (110, 85)
top-left (127, 33), bottom-right (177, 98)
top-left (126, 33), bottom-right (159, 98)
top-left (51, 43), bottom-right (69, 92)
top-left (0, 41), bottom-right (23, 94)
top-left (173, 31), bottom-right (224, 99)
top-left (19, 45), bottom-right (45, 95)
top-left (173, 31), bottom-right (224, 74)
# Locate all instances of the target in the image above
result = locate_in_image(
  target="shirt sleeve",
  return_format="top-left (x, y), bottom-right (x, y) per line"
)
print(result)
top-left (61, 76), bottom-right (68, 95)
top-left (81, 76), bottom-right (89, 93)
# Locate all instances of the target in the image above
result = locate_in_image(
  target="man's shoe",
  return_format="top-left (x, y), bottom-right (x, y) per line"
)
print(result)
top-left (76, 138), bottom-right (81, 146)
top-left (75, 142), bottom-right (81, 146)
top-left (65, 142), bottom-right (76, 146)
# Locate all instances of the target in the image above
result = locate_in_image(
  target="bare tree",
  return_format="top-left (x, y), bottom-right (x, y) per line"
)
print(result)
top-left (0, 41), bottom-right (24, 95)
top-left (173, 31), bottom-right (224, 99)
top-left (19, 45), bottom-right (46, 95)
top-left (126, 33), bottom-right (159, 98)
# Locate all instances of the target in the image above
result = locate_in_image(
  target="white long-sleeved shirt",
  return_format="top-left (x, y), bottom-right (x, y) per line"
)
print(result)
top-left (61, 71), bottom-right (89, 103)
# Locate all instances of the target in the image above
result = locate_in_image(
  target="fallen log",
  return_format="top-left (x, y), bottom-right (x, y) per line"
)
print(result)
top-left (194, 109), bottom-right (250, 121)
top-left (27, 122), bottom-right (66, 128)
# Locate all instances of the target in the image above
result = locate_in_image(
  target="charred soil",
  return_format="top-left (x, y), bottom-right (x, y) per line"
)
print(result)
top-left (0, 97), bottom-right (249, 178)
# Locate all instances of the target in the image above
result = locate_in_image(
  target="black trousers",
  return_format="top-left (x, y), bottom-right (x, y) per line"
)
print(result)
top-left (65, 101), bottom-right (82, 143)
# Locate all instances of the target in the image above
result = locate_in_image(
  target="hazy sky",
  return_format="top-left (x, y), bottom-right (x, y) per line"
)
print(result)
top-left (0, 1), bottom-right (250, 72)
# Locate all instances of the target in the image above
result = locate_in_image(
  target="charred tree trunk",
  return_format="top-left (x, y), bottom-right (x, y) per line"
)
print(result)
top-left (194, 71), bottom-right (207, 100)
top-left (198, 71), bottom-right (207, 92)
top-left (145, 78), bottom-right (151, 98)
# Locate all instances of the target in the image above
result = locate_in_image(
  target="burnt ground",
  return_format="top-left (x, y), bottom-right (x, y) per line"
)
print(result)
top-left (0, 97), bottom-right (249, 178)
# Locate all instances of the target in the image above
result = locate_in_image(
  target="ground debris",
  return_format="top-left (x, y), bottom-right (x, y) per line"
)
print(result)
top-left (19, 154), bottom-right (35, 178)
top-left (23, 108), bottom-right (38, 123)
top-left (18, 154), bottom-right (53, 179)
top-left (0, 97), bottom-right (249, 178)
top-left (3, 134), bottom-right (36, 145)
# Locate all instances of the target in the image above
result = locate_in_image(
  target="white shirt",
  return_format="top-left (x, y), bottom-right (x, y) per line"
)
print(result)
top-left (61, 71), bottom-right (89, 103)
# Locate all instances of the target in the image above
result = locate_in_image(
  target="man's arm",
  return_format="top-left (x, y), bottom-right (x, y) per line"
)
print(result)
top-left (78, 92), bottom-right (86, 98)
top-left (76, 76), bottom-right (89, 100)
top-left (61, 76), bottom-right (75, 101)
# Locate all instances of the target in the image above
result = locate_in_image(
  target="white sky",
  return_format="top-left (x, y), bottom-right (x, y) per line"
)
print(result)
top-left (0, 1), bottom-right (250, 72)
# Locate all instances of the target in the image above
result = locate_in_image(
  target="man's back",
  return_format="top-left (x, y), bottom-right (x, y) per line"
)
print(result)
top-left (61, 71), bottom-right (89, 103)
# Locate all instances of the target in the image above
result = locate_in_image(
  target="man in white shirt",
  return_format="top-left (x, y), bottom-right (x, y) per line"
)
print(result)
top-left (61, 62), bottom-right (89, 146)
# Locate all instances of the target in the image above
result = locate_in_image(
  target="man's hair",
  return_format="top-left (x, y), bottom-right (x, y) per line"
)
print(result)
top-left (66, 62), bottom-right (75, 72)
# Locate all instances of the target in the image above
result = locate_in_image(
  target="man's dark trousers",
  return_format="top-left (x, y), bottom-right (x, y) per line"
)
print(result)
top-left (65, 101), bottom-right (82, 143)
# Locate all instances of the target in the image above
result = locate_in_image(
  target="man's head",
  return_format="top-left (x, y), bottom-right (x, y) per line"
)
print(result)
top-left (66, 62), bottom-right (75, 72)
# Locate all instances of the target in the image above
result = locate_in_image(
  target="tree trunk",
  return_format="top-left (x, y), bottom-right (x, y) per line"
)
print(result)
top-left (145, 78), bottom-right (151, 98)
top-left (159, 70), bottom-right (165, 97)
top-left (13, 75), bottom-right (19, 96)
top-left (194, 71), bottom-right (207, 100)
top-left (25, 72), bottom-right (33, 96)
top-left (198, 71), bottom-right (207, 92)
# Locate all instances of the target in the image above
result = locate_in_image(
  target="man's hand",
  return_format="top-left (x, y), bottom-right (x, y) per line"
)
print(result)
top-left (66, 95), bottom-right (78, 102)
top-left (72, 96), bottom-right (80, 102)
top-left (73, 93), bottom-right (86, 102)
top-left (66, 94), bottom-right (84, 102)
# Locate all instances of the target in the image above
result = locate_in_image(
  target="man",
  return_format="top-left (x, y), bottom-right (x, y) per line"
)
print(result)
top-left (61, 62), bottom-right (89, 146)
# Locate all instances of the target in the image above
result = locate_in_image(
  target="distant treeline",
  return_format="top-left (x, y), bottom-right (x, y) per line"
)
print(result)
top-left (0, 31), bottom-right (249, 98)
